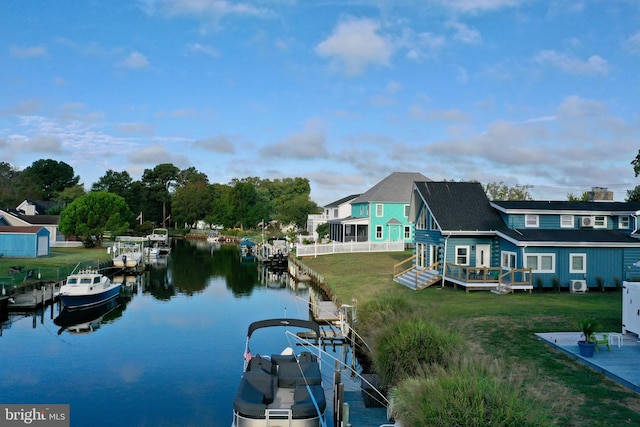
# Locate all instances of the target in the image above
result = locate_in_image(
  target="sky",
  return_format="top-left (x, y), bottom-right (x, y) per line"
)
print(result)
top-left (1, 0), bottom-right (639, 206)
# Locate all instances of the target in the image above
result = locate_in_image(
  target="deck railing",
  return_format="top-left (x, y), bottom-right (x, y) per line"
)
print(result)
top-left (393, 255), bottom-right (416, 277)
top-left (444, 262), bottom-right (532, 287)
top-left (295, 241), bottom-right (405, 257)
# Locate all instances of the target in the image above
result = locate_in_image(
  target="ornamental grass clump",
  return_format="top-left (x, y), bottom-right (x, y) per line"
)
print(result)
top-left (390, 356), bottom-right (557, 427)
top-left (373, 318), bottom-right (460, 387)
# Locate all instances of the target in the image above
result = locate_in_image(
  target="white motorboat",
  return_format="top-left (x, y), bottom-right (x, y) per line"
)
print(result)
top-left (148, 228), bottom-right (169, 245)
top-left (232, 318), bottom-right (326, 427)
top-left (58, 269), bottom-right (121, 309)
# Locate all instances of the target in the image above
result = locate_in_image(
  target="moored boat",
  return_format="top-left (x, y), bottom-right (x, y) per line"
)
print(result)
top-left (148, 228), bottom-right (169, 245)
top-left (232, 318), bottom-right (326, 427)
top-left (58, 270), bottom-right (121, 309)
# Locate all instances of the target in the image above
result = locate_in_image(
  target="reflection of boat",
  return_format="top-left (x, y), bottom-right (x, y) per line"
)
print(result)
top-left (232, 318), bottom-right (326, 427)
top-left (54, 297), bottom-right (120, 334)
top-left (59, 270), bottom-right (121, 309)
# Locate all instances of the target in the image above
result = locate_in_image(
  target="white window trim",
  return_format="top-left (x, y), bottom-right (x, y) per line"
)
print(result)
top-left (501, 251), bottom-right (517, 269)
top-left (526, 253), bottom-right (556, 273)
top-left (560, 215), bottom-right (574, 228)
top-left (455, 245), bottom-right (470, 266)
top-left (375, 225), bottom-right (383, 239)
top-left (404, 226), bottom-right (411, 239)
top-left (619, 215), bottom-right (630, 230)
top-left (570, 253), bottom-right (587, 274)
top-left (404, 204), bottom-right (410, 217)
top-left (593, 215), bottom-right (607, 228)
top-left (525, 214), bottom-right (539, 228)
top-left (376, 203), bottom-right (384, 217)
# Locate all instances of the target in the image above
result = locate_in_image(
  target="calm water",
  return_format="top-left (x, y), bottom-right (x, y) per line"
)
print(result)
top-left (0, 240), bottom-right (334, 427)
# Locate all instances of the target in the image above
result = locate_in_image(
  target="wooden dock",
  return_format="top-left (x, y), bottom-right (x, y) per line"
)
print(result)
top-left (5, 283), bottom-right (60, 310)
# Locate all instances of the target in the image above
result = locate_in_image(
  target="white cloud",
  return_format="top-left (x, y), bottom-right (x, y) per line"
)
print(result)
top-left (442, 0), bottom-right (520, 13)
top-left (141, 0), bottom-right (273, 21)
top-left (315, 17), bottom-right (394, 76)
top-left (193, 135), bottom-right (237, 153)
top-left (187, 43), bottom-right (219, 57)
top-left (10, 45), bottom-right (46, 58)
top-left (119, 52), bottom-right (150, 69)
top-left (623, 31), bottom-right (640, 55)
top-left (446, 20), bottom-right (482, 44)
top-left (533, 50), bottom-right (609, 75)
top-left (260, 121), bottom-right (329, 159)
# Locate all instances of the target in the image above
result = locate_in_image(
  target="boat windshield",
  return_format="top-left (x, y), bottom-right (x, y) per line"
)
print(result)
top-left (93, 277), bottom-right (101, 284)
top-left (67, 278), bottom-right (77, 284)
top-left (80, 278), bottom-right (92, 284)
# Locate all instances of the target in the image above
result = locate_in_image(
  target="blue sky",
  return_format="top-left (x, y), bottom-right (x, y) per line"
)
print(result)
top-left (1, 0), bottom-right (639, 205)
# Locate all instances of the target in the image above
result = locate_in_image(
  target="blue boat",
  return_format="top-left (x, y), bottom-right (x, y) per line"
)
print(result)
top-left (58, 270), bottom-right (121, 309)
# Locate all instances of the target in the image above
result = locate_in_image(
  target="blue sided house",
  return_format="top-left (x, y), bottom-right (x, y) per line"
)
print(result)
top-left (395, 181), bottom-right (640, 293)
top-left (0, 226), bottom-right (50, 258)
top-left (329, 172), bottom-right (430, 245)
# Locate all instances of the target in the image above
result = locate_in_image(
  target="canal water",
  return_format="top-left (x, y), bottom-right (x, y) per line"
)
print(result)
top-left (0, 240), bottom-right (344, 426)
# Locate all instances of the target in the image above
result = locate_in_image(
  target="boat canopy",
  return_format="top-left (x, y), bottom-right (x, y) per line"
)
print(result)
top-left (247, 318), bottom-right (320, 339)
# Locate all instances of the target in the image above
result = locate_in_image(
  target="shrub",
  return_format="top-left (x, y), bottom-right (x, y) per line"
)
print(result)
top-left (390, 356), bottom-right (557, 427)
top-left (596, 276), bottom-right (605, 292)
top-left (373, 318), bottom-right (460, 387)
top-left (551, 276), bottom-right (561, 293)
top-left (357, 295), bottom-right (412, 338)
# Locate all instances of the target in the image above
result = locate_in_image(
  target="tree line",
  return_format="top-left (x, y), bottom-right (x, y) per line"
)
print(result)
top-left (0, 159), bottom-right (321, 243)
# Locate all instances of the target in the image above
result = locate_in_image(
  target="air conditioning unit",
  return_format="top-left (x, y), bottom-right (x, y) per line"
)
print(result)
top-left (580, 217), bottom-right (594, 227)
top-left (570, 279), bottom-right (588, 293)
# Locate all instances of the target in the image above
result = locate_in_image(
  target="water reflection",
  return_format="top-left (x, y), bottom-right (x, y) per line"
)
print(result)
top-left (54, 297), bottom-right (123, 335)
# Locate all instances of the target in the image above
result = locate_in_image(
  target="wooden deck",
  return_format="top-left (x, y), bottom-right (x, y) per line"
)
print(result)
top-left (536, 331), bottom-right (640, 393)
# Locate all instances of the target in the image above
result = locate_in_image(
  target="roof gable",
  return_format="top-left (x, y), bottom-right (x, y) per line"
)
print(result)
top-left (351, 172), bottom-right (430, 204)
top-left (414, 181), bottom-right (506, 232)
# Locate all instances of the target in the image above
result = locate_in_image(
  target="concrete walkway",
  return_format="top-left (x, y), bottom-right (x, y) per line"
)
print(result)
top-left (536, 331), bottom-right (640, 393)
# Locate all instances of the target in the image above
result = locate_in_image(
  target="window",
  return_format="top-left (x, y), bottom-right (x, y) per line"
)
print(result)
top-left (376, 204), bottom-right (384, 217)
top-left (455, 246), bottom-right (470, 265)
top-left (404, 226), bottom-right (411, 239)
top-left (570, 254), bottom-right (586, 274)
top-left (560, 215), bottom-right (574, 228)
top-left (359, 205), bottom-right (365, 216)
top-left (333, 208), bottom-right (338, 218)
top-left (501, 251), bottom-right (517, 269)
top-left (430, 214), bottom-right (438, 230)
top-left (417, 208), bottom-right (426, 229)
top-left (525, 253), bottom-right (555, 273)
top-left (376, 225), bottom-right (383, 239)
top-left (404, 204), bottom-right (410, 217)
top-left (619, 215), bottom-right (630, 229)
top-left (594, 215), bottom-right (607, 228)
top-left (525, 215), bottom-right (539, 227)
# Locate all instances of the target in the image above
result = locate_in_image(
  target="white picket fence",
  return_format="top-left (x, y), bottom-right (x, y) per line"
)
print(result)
top-left (295, 241), bottom-right (405, 257)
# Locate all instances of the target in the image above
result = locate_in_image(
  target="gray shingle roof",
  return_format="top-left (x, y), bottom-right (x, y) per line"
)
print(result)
top-left (351, 172), bottom-right (430, 204)
top-left (414, 181), bottom-right (507, 232)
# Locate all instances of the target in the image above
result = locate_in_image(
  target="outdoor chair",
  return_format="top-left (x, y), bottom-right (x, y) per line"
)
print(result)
top-left (594, 334), bottom-right (611, 352)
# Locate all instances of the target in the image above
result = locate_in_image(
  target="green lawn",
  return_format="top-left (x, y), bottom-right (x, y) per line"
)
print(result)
top-left (300, 251), bottom-right (640, 427)
top-left (0, 247), bottom-right (112, 289)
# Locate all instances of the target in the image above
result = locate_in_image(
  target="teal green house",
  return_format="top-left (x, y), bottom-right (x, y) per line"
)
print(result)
top-left (329, 172), bottom-right (430, 244)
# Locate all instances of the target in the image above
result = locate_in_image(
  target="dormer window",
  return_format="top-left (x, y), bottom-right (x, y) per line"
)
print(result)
top-left (593, 215), bottom-right (607, 228)
top-left (525, 215), bottom-right (539, 228)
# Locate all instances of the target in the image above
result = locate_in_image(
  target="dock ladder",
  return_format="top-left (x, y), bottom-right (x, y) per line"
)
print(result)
top-left (265, 408), bottom-right (292, 426)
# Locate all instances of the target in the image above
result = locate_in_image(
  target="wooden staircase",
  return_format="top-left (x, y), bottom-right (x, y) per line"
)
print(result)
top-left (394, 266), bottom-right (441, 290)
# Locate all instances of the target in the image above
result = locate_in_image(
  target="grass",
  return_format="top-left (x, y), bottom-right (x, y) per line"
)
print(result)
top-left (299, 251), bottom-right (640, 427)
top-left (0, 247), bottom-right (112, 289)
